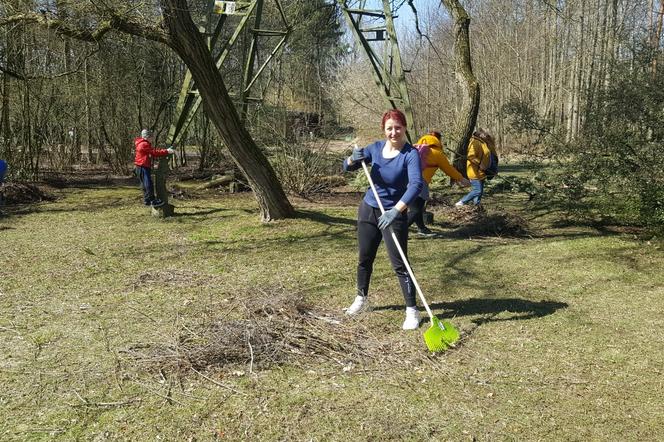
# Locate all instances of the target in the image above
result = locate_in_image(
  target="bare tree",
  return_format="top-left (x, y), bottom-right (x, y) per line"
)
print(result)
top-left (651, 0), bottom-right (664, 74)
top-left (440, 0), bottom-right (480, 174)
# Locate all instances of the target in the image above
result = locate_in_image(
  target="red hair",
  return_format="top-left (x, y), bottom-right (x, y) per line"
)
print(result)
top-left (381, 109), bottom-right (407, 130)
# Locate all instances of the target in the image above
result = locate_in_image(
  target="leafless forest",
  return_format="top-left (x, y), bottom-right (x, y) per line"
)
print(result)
top-left (1, 0), bottom-right (662, 226)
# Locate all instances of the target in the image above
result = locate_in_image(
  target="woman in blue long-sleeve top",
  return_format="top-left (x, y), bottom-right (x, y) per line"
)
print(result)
top-left (342, 109), bottom-right (424, 330)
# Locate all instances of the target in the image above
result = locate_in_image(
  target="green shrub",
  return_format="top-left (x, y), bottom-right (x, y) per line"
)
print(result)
top-left (502, 53), bottom-right (664, 232)
top-left (271, 139), bottom-right (345, 196)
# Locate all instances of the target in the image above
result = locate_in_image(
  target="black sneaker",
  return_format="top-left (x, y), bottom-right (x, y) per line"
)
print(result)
top-left (417, 227), bottom-right (436, 237)
top-left (151, 199), bottom-right (165, 208)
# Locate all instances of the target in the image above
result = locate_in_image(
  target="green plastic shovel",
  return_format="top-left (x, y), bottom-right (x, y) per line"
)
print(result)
top-left (360, 159), bottom-right (460, 352)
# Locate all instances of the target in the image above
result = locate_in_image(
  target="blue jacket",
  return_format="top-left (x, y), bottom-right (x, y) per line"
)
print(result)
top-left (0, 159), bottom-right (7, 183)
top-left (343, 141), bottom-right (423, 210)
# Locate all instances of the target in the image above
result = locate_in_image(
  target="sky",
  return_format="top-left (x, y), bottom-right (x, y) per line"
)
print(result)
top-left (343, 0), bottom-right (445, 41)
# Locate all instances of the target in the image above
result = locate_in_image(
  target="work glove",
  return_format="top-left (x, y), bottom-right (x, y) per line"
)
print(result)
top-left (167, 146), bottom-right (175, 155)
top-left (349, 147), bottom-right (365, 163)
top-left (377, 207), bottom-right (400, 230)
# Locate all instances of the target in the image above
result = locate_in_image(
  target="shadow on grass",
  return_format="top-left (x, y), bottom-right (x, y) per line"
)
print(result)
top-left (1, 197), bottom-right (128, 216)
top-left (436, 297), bottom-right (568, 324)
top-left (172, 206), bottom-right (252, 218)
top-left (1, 198), bottom-right (251, 220)
top-left (42, 173), bottom-right (136, 188)
top-left (374, 297), bottom-right (568, 325)
top-left (200, 226), bottom-right (357, 252)
top-left (190, 208), bottom-right (357, 252)
top-left (295, 209), bottom-right (356, 227)
top-left (496, 164), bottom-right (536, 174)
top-left (549, 217), bottom-right (648, 235)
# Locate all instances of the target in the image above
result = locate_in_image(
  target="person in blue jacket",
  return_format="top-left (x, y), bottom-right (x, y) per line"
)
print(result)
top-left (342, 109), bottom-right (424, 330)
top-left (0, 159), bottom-right (6, 184)
top-left (0, 159), bottom-right (7, 207)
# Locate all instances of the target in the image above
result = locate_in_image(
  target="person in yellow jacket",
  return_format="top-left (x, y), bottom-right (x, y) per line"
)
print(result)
top-left (456, 129), bottom-right (496, 206)
top-left (409, 131), bottom-right (470, 235)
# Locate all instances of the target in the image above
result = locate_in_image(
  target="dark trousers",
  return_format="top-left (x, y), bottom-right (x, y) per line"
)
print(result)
top-left (407, 196), bottom-right (427, 230)
top-left (136, 166), bottom-right (155, 204)
top-left (356, 200), bottom-right (416, 307)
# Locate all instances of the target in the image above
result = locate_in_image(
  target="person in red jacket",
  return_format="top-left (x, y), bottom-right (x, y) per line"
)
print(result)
top-left (134, 129), bottom-right (174, 207)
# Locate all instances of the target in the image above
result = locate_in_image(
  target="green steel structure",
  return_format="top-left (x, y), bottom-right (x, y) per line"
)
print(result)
top-left (167, 0), bottom-right (291, 147)
top-left (337, 0), bottom-right (415, 138)
top-left (167, 0), bottom-right (413, 146)
top-left (156, 0), bottom-right (289, 215)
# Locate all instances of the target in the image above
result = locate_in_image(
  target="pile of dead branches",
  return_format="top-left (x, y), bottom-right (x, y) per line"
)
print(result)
top-left (443, 205), bottom-right (529, 237)
top-left (0, 182), bottom-right (55, 205)
top-left (120, 291), bottom-right (426, 376)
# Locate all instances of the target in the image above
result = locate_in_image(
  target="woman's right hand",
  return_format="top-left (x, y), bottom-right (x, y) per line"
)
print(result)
top-left (349, 147), bottom-right (365, 164)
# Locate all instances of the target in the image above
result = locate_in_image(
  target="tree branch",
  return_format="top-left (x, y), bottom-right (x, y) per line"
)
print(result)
top-left (0, 8), bottom-right (171, 46)
top-left (0, 49), bottom-right (100, 81)
top-left (0, 12), bottom-right (114, 42)
top-left (407, 0), bottom-right (446, 66)
top-left (407, 0), bottom-right (423, 36)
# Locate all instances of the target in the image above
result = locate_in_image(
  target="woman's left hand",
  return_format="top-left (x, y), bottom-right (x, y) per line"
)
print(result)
top-left (377, 207), bottom-right (400, 230)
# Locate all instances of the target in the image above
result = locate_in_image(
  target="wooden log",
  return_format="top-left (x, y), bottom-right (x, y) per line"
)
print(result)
top-left (198, 174), bottom-right (234, 189)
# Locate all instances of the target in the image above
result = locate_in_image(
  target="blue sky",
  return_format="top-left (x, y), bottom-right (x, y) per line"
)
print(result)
top-left (343, 0), bottom-right (419, 37)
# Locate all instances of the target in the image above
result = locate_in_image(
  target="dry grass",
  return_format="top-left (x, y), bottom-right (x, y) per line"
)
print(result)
top-left (1, 173), bottom-right (663, 440)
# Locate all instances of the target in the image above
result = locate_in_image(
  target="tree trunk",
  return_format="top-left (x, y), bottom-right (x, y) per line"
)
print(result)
top-left (652, 0), bottom-right (664, 74)
top-left (160, 0), bottom-right (294, 221)
top-left (84, 58), bottom-right (93, 163)
top-left (0, 72), bottom-right (9, 153)
top-left (440, 0), bottom-right (480, 176)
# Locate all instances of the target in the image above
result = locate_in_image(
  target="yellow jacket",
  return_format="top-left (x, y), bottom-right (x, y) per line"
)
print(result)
top-left (416, 134), bottom-right (465, 184)
top-left (466, 136), bottom-right (493, 180)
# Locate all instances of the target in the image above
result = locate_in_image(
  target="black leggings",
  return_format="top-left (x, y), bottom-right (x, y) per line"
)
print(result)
top-left (356, 200), bottom-right (416, 307)
top-left (407, 196), bottom-right (427, 230)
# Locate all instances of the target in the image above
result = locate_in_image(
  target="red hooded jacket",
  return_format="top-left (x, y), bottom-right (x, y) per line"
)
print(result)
top-left (134, 137), bottom-right (169, 168)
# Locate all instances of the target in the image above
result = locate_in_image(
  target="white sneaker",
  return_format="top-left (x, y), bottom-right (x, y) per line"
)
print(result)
top-left (402, 307), bottom-right (420, 330)
top-left (455, 201), bottom-right (464, 207)
top-left (345, 296), bottom-right (369, 316)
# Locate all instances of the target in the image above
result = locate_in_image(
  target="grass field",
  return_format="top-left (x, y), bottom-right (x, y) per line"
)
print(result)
top-left (1, 169), bottom-right (663, 440)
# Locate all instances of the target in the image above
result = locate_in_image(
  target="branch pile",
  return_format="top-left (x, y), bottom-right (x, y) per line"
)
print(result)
top-left (443, 205), bottom-right (529, 237)
top-left (120, 290), bottom-right (428, 376)
top-left (1, 182), bottom-right (54, 205)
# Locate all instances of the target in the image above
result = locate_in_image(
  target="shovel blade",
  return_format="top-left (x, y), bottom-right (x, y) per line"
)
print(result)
top-left (423, 316), bottom-right (460, 352)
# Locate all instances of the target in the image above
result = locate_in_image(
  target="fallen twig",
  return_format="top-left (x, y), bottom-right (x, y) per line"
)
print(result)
top-left (191, 368), bottom-right (247, 396)
top-left (72, 390), bottom-right (141, 408)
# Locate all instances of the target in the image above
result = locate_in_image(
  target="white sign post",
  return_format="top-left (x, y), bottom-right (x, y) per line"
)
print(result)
top-left (213, 1), bottom-right (237, 14)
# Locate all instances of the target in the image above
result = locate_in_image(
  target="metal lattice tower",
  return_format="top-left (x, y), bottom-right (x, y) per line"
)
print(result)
top-left (167, 0), bottom-right (290, 147)
top-left (337, 0), bottom-right (415, 138)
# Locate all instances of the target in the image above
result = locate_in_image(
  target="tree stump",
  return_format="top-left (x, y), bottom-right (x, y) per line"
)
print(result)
top-left (152, 203), bottom-right (175, 218)
top-left (154, 155), bottom-right (174, 217)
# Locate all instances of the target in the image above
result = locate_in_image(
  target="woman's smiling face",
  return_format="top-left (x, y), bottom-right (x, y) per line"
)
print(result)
top-left (383, 118), bottom-right (406, 146)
